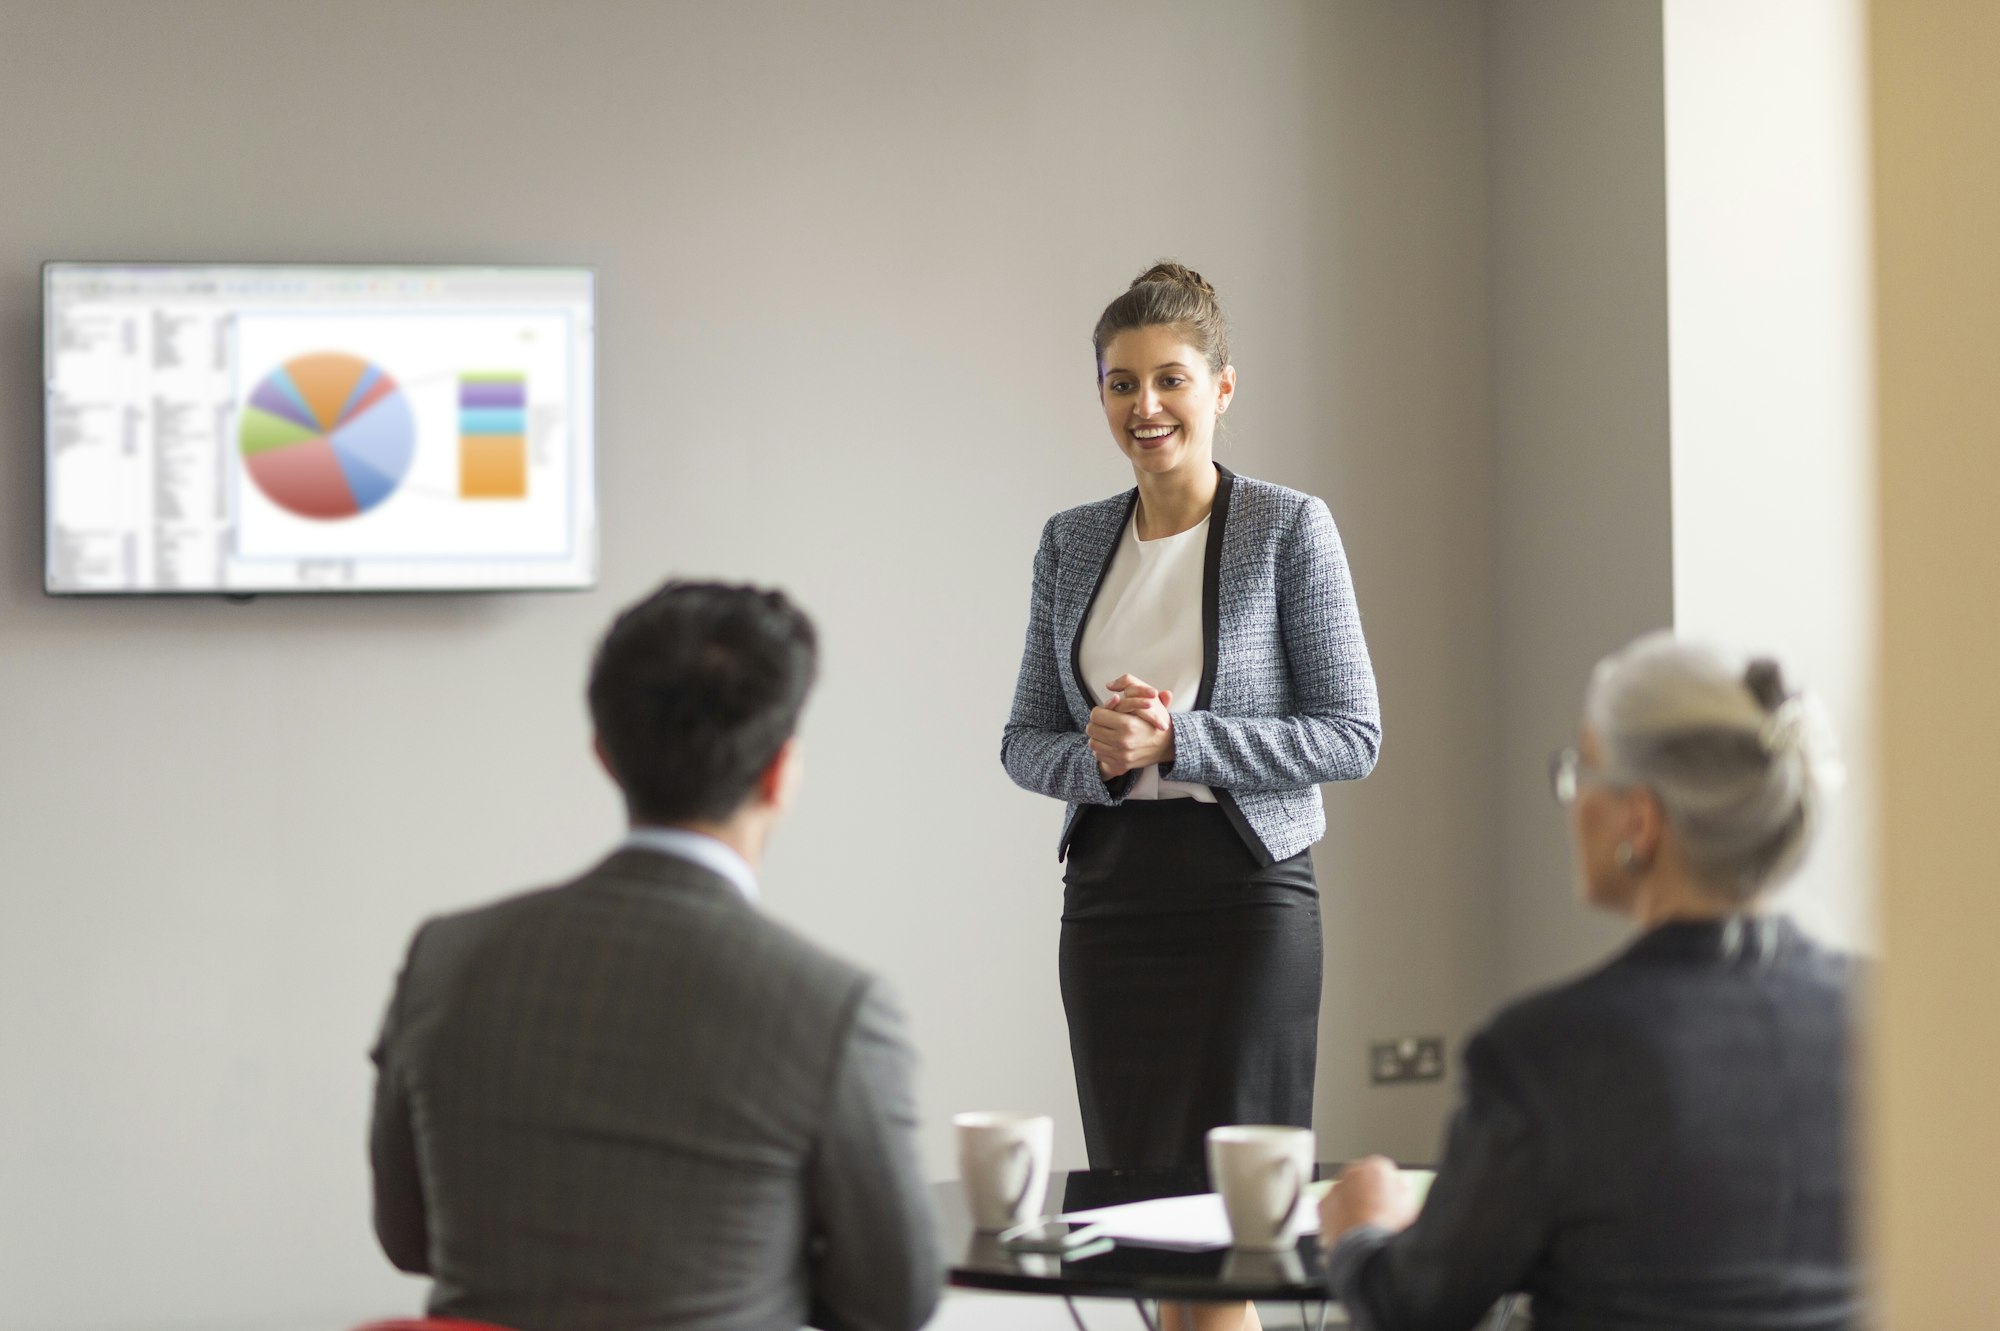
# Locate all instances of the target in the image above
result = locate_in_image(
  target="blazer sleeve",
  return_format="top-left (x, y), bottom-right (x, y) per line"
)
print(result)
top-left (1326, 1031), bottom-right (1553, 1331)
top-left (369, 925), bottom-right (431, 1275)
top-left (1000, 516), bottom-right (1130, 805)
top-left (805, 979), bottom-right (944, 1331)
top-left (1165, 496), bottom-right (1381, 792)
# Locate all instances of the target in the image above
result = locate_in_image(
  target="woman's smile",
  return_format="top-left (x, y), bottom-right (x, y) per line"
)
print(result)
top-left (1100, 323), bottom-right (1234, 478)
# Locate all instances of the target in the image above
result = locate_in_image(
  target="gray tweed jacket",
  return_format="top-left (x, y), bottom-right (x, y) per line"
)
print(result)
top-left (1002, 465), bottom-right (1381, 865)
top-left (370, 849), bottom-right (941, 1331)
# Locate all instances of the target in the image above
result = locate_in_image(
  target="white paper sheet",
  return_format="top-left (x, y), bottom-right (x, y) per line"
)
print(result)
top-left (1059, 1192), bottom-right (1320, 1251)
top-left (1059, 1171), bottom-right (1436, 1252)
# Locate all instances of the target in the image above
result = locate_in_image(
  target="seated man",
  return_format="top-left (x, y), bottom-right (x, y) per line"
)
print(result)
top-left (1319, 633), bottom-right (1860, 1331)
top-left (370, 581), bottom-right (941, 1331)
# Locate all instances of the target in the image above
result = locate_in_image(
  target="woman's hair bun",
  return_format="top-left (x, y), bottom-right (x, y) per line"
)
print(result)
top-left (1131, 261), bottom-right (1215, 296)
top-left (1744, 658), bottom-right (1789, 712)
top-left (1094, 259), bottom-right (1230, 375)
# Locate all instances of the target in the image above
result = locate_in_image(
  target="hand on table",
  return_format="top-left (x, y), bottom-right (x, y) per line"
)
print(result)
top-left (1318, 1155), bottom-right (1420, 1244)
top-left (1089, 674), bottom-right (1175, 779)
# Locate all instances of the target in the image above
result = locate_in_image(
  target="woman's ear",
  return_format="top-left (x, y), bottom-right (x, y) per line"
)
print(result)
top-left (1216, 364), bottom-right (1237, 414)
top-left (1626, 787), bottom-right (1666, 866)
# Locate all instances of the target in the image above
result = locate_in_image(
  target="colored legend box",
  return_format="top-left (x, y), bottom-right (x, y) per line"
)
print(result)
top-left (461, 435), bottom-right (527, 498)
top-left (458, 373), bottom-right (527, 499)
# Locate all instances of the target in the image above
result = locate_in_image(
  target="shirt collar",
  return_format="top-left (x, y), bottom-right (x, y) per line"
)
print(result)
top-left (1622, 914), bottom-right (1796, 966)
top-left (619, 826), bottom-right (759, 904)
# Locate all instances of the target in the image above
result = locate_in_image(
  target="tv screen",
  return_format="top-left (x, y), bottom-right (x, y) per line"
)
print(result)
top-left (43, 263), bottom-right (596, 594)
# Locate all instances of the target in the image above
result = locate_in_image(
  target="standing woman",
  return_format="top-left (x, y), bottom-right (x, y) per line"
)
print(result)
top-left (1002, 262), bottom-right (1382, 1175)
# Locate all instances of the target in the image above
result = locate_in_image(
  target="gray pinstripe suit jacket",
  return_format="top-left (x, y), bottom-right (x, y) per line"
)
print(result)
top-left (1002, 465), bottom-right (1381, 864)
top-left (370, 849), bottom-right (941, 1331)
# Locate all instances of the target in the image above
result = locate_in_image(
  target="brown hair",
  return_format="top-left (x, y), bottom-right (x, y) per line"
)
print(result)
top-left (1091, 260), bottom-right (1231, 378)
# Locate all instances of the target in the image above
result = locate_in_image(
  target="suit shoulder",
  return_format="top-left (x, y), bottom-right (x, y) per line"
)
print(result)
top-left (1475, 954), bottom-right (1637, 1054)
top-left (1787, 928), bottom-right (1863, 988)
top-left (1224, 473), bottom-right (1334, 538)
top-left (1229, 472), bottom-right (1326, 513)
top-left (734, 907), bottom-right (877, 1001)
top-left (670, 907), bottom-right (884, 1049)
top-left (1045, 491), bottom-right (1136, 544)
top-left (406, 872), bottom-right (879, 1030)
top-left (1776, 933), bottom-right (1863, 1031)
top-left (1478, 929), bottom-right (1857, 1058)
top-left (409, 880), bottom-right (570, 951)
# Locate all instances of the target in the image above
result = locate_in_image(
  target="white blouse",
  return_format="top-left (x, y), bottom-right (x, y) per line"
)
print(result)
top-left (1076, 510), bottom-right (1215, 802)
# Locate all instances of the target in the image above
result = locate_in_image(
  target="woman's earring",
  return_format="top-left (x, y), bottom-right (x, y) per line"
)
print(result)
top-left (1615, 842), bottom-right (1638, 871)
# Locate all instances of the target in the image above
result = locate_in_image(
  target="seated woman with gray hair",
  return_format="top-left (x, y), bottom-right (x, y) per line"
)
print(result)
top-left (1319, 631), bottom-right (1859, 1331)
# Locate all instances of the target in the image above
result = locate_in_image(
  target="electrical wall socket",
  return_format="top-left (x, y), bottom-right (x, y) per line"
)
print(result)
top-left (1369, 1036), bottom-right (1446, 1085)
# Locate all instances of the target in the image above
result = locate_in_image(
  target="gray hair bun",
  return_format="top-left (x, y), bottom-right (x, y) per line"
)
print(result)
top-left (1586, 633), bottom-right (1841, 904)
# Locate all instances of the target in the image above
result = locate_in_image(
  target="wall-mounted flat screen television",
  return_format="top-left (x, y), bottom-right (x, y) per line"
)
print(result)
top-left (44, 263), bottom-right (596, 594)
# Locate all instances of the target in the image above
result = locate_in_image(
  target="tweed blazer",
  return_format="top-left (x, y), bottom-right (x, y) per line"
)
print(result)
top-left (370, 849), bottom-right (942, 1331)
top-left (1002, 465), bottom-right (1381, 865)
top-left (1327, 917), bottom-right (1859, 1331)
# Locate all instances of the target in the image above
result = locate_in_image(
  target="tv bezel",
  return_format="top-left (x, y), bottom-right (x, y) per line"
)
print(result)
top-left (41, 260), bottom-right (600, 599)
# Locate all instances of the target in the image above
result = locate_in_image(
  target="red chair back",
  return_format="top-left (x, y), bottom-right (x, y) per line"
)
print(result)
top-left (350, 1321), bottom-right (520, 1331)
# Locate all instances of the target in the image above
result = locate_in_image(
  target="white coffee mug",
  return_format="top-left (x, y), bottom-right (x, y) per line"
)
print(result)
top-left (1207, 1125), bottom-right (1315, 1251)
top-left (955, 1111), bottom-right (1053, 1232)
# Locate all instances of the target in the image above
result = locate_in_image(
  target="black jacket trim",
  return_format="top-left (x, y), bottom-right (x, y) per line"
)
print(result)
top-left (1062, 463), bottom-right (1276, 868)
top-left (1191, 464), bottom-right (1234, 710)
top-left (1194, 467), bottom-right (1274, 866)
top-left (1067, 488), bottom-right (1142, 814)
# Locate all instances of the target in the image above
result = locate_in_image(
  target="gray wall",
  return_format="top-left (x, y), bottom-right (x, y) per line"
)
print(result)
top-left (0, 4), bottom-right (1501, 1328)
top-left (1485, 0), bottom-right (1677, 994)
top-left (1298, 0), bottom-right (1499, 1165)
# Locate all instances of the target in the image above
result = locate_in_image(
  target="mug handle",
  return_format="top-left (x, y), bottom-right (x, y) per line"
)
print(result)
top-left (1005, 1138), bottom-right (1037, 1218)
top-left (1269, 1158), bottom-right (1302, 1238)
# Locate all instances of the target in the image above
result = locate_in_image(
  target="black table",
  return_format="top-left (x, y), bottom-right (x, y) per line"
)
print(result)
top-left (939, 1163), bottom-right (1339, 1328)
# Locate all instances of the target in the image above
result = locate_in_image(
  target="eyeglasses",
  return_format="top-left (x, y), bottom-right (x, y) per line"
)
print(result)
top-left (1547, 746), bottom-right (1612, 806)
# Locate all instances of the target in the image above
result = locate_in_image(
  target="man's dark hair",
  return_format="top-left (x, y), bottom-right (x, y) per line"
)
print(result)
top-left (587, 581), bottom-right (818, 825)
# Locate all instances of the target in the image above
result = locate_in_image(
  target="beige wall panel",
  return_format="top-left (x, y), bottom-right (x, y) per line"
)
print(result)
top-left (1869, 0), bottom-right (2000, 1323)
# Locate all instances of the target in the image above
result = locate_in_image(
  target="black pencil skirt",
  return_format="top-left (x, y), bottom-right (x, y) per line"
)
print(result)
top-left (1059, 799), bottom-right (1322, 1170)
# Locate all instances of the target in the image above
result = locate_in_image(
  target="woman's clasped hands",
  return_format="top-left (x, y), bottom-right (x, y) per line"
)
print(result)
top-left (1088, 674), bottom-right (1175, 779)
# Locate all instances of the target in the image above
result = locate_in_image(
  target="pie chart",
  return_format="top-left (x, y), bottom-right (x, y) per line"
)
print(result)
top-left (239, 352), bottom-right (416, 520)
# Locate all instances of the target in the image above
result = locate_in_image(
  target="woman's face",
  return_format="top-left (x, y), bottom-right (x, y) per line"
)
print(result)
top-left (1098, 325), bottom-right (1235, 480)
top-left (1567, 724), bottom-right (1643, 915)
